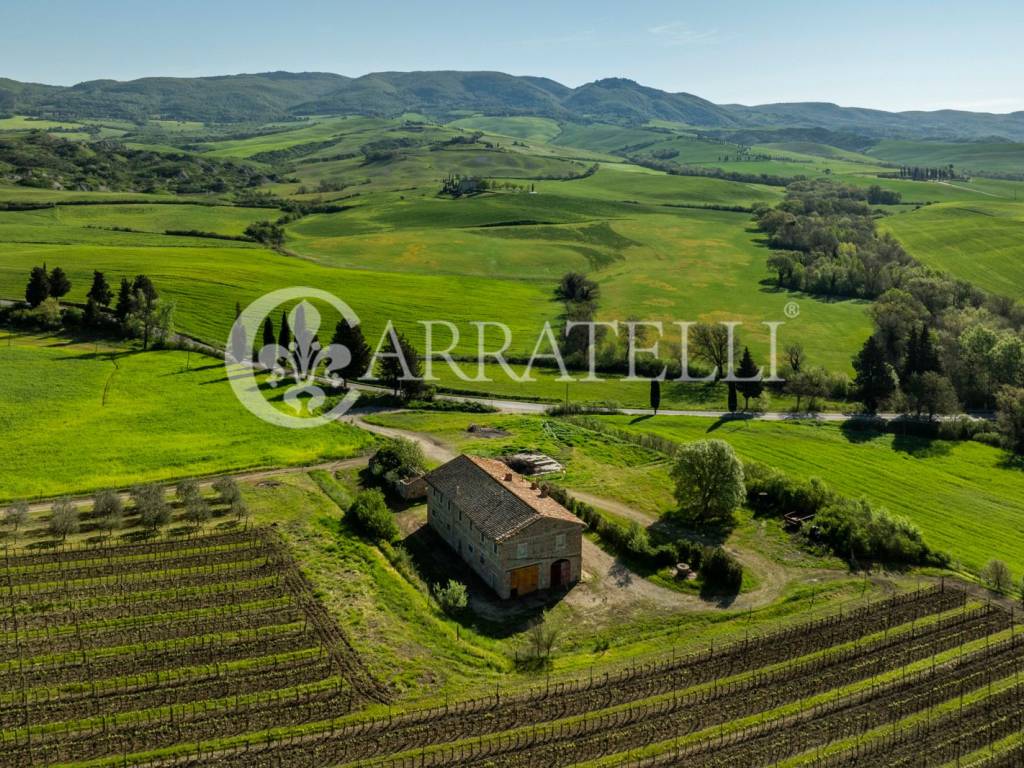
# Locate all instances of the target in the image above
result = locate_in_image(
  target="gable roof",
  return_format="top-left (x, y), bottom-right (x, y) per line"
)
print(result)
top-left (425, 455), bottom-right (584, 542)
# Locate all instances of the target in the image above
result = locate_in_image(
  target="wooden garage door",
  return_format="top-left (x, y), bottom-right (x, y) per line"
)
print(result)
top-left (509, 564), bottom-right (539, 596)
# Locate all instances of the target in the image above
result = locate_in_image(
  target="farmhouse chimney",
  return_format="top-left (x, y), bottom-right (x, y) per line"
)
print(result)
top-left (504, 472), bottom-right (513, 482)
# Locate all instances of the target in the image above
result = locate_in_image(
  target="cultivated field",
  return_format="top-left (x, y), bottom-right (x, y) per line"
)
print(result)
top-left (4, 568), bottom-right (1018, 767)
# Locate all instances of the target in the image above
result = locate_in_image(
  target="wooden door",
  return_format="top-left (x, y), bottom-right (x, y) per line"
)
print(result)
top-left (509, 564), bottom-right (539, 596)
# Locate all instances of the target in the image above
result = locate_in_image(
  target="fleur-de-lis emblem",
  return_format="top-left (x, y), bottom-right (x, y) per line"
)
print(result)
top-left (257, 301), bottom-right (351, 414)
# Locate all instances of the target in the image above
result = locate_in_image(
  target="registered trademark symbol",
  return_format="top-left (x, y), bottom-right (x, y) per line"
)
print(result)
top-left (784, 301), bottom-right (800, 319)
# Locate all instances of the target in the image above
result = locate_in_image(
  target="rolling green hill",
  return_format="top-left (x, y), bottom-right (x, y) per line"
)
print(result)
top-left (880, 201), bottom-right (1024, 297)
top-left (3, 70), bottom-right (1024, 140)
top-left (868, 139), bottom-right (1024, 175)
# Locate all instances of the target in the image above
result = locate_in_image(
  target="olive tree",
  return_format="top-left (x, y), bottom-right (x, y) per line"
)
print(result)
top-left (93, 490), bottom-right (123, 538)
top-left (3, 501), bottom-right (29, 535)
top-left (48, 500), bottom-right (80, 542)
top-left (132, 484), bottom-right (171, 533)
top-left (981, 559), bottom-right (1013, 593)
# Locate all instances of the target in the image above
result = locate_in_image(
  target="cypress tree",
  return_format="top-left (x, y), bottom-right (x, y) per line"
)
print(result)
top-left (87, 270), bottom-right (112, 307)
top-left (277, 311), bottom-right (291, 350)
top-left (115, 278), bottom-right (133, 321)
top-left (25, 265), bottom-right (50, 307)
top-left (735, 347), bottom-right (764, 409)
top-left (649, 379), bottom-right (661, 415)
top-left (331, 320), bottom-right (372, 385)
top-left (853, 336), bottom-right (896, 413)
top-left (48, 267), bottom-right (71, 299)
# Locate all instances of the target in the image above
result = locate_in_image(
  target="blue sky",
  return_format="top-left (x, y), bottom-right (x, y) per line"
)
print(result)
top-left (3, 0), bottom-right (1022, 112)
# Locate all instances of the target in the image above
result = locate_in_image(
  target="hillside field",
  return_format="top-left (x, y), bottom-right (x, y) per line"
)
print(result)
top-left (880, 201), bottom-right (1024, 297)
top-left (0, 334), bottom-right (372, 500)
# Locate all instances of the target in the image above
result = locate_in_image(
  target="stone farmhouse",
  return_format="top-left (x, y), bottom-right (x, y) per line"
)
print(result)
top-left (424, 455), bottom-right (585, 599)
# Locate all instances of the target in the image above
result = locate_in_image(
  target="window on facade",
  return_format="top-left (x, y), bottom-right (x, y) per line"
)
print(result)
top-left (493, 542), bottom-right (498, 554)
top-left (516, 542), bottom-right (528, 558)
top-left (468, 543), bottom-right (474, 554)
top-left (479, 555), bottom-right (484, 565)
top-left (555, 533), bottom-right (566, 550)
top-left (479, 531), bottom-right (484, 543)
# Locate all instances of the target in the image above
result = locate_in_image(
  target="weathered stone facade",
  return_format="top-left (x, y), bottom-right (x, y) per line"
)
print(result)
top-left (425, 456), bottom-right (584, 599)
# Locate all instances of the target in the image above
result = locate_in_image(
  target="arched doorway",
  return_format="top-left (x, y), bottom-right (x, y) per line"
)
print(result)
top-left (550, 559), bottom-right (570, 589)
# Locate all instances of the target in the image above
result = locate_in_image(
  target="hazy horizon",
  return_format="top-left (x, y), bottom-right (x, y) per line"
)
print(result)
top-left (3, 0), bottom-right (1023, 114)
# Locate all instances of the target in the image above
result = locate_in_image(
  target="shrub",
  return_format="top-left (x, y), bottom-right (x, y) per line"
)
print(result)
top-left (973, 431), bottom-right (1006, 448)
top-left (345, 489), bottom-right (399, 542)
top-left (813, 497), bottom-right (941, 566)
top-left (701, 547), bottom-right (743, 593)
top-left (368, 439), bottom-right (426, 486)
top-left (743, 461), bottom-right (833, 517)
top-left (432, 579), bottom-right (468, 616)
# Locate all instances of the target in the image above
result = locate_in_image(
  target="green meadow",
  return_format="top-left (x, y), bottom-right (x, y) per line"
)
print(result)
top-left (607, 415), bottom-right (1024, 575)
top-left (880, 201), bottom-right (1024, 297)
top-left (0, 334), bottom-right (373, 501)
top-left (868, 139), bottom-right (1024, 175)
top-left (365, 408), bottom-right (1024, 577)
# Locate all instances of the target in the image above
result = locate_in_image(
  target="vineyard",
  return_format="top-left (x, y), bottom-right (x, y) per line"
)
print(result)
top-left (2, 532), bottom-right (1022, 767)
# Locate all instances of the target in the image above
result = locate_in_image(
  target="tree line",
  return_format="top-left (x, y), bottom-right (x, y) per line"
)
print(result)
top-left (11, 265), bottom-right (173, 349)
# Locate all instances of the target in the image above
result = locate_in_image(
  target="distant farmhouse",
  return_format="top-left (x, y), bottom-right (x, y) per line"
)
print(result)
top-left (425, 455), bottom-right (585, 599)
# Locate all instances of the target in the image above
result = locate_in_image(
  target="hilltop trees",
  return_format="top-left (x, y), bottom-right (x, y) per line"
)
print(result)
top-left (25, 265), bottom-right (50, 307)
top-left (87, 270), bottom-right (112, 307)
top-left (671, 440), bottom-right (745, 526)
top-left (48, 267), bottom-right (71, 299)
top-left (277, 311), bottom-right (291, 350)
top-left (376, 327), bottom-right (424, 400)
top-left (331, 319), bottom-right (372, 385)
top-left (123, 275), bottom-right (172, 350)
top-left (554, 272), bottom-right (602, 362)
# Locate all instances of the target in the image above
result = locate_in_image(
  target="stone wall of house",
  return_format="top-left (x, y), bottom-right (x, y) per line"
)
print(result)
top-left (426, 486), bottom-right (582, 599)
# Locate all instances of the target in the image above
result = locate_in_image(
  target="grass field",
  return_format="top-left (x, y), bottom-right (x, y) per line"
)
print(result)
top-left (447, 116), bottom-right (563, 143)
top-left (0, 334), bottom-right (372, 500)
top-left (880, 201), bottom-right (1024, 297)
top-left (603, 415), bottom-right (1024, 575)
top-left (868, 139), bottom-right (1024, 175)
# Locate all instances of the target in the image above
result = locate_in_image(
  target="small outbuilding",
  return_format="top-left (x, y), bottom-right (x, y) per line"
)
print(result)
top-left (425, 455), bottom-right (585, 599)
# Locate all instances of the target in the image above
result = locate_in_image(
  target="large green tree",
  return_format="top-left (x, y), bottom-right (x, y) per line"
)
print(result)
top-left (670, 440), bottom-right (745, 525)
top-left (331, 319), bottom-right (373, 385)
top-left (376, 327), bottom-right (424, 400)
top-left (48, 267), bottom-right (71, 299)
top-left (25, 265), bottom-right (50, 307)
top-left (853, 336), bottom-right (897, 413)
top-left (87, 270), bottom-right (112, 307)
top-left (735, 347), bottom-right (763, 409)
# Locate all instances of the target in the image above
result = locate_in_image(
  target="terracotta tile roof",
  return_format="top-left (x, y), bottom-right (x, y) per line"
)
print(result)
top-left (425, 455), bottom-right (584, 542)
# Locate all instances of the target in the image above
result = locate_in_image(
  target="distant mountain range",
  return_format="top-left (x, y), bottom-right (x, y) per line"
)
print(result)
top-left (3, 70), bottom-right (1024, 141)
